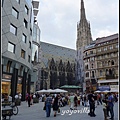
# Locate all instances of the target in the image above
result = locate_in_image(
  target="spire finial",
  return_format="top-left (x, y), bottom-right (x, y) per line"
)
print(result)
top-left (80, 0), bottom-right (86, 20)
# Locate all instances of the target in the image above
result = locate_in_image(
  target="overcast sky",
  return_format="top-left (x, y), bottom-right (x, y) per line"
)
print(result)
top-left (37, 0), bottom-right (119, 50)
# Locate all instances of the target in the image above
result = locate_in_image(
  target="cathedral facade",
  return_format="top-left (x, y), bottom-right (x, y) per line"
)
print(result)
top-left (38, 42), bottom-right (76, 90)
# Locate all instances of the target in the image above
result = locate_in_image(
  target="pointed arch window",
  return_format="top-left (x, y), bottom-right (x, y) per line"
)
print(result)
top-left (108, 60), bottom-right (111, 66)
top-left (111, 60), bottom-right (114, 65)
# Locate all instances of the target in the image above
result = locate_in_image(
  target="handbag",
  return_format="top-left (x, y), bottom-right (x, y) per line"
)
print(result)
top-left (43, 105), bottom-right (46, 110)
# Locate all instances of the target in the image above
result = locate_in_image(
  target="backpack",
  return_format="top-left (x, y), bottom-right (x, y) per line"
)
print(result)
top-left (28, 95), bottom-right (31, 100)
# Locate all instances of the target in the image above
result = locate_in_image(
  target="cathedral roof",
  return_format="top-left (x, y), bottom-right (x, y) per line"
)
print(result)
top-left (40, 42), bottom-right (76, 67)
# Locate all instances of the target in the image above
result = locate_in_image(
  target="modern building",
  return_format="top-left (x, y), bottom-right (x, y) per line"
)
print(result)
top-left (95, 33), bottom-right (119, 91)
top-left (2, 0), bottom-right (40, 101)
top-left (31, 0), bottom-right (41, 93)
top-left (38, 42), bottom-right (76, 90)
top-left (76, 0), bottom-right (93, 91)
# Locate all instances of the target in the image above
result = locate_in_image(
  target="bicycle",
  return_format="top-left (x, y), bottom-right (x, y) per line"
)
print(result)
top-left (10, 102), bottom-right (19, 115)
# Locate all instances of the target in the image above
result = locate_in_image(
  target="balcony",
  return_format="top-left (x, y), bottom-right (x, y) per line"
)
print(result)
top-left (83, 53), bottom-right (96, 59)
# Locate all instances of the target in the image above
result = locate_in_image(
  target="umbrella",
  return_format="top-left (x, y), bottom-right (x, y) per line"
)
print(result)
top-left (54, 88), bottom-right (68, 93)
top-left (102, 90), bottom-right (110, 93)
top-left (94, 90), bottom-right (101, 93)
top-left (36, 89), bottom-right (47, 93)
top-left (110, 89), bottom-right (119, 92)
top-left (46, 89), bottom-right (55, 93)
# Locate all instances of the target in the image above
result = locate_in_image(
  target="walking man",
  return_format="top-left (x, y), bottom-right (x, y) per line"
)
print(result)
top-left (107, 92), bottom-right (114, 120)
top-left (45, 94), bottom-right (52, 117)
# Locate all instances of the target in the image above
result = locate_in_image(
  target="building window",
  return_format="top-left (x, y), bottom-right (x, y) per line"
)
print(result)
top-left (85, 65), bottom-right (88, 70)
top-left (90, 51), bottom-right (93, 54)
top-left (98, 48), bottom-right (101, 52)
top-left (30, 28), bottom-right (32, 35)
top-left (116, 44), bottom-right (119, 48)
top-left (8, 42), bottom-right (15, 53)
top-left (104, 47), bottom-right (107, 51)
top-left (29, 41), bottom-right (31, 49)
top-left (100, 70), bottom-right (102, 76)
top-left (23, 19), bottom-right (28, 28)
top-left (86, 72), bottom-right (89, 77)
top-left (19, 65), bottom-right (23, 76)
top-left (21, 49), bottom-right (25, 59)
top-left (2, 0), bottom-right (4, 7)
top-left (22, 34), bottom-right (27, 43)
top-left (25, 5), bottom-right (29, 14)
top-left (111, 60), bottom-right (114, 65)
top-left (6, 61), bottom-right (12, 73)
top-left (16, 0), bottom-right (20, 3)
top-left (92, 71), bottom-right (94, 78)
top-left (109, 46), bottom-right (113, 50)
top-left (91, 64), bottom-right (93, 68)
top-left (12, 7), bottom-right (19, 19)
top-left (10, 24), bottom-right (17, 35)
top-left (28, 55), bottom-right (30, 63)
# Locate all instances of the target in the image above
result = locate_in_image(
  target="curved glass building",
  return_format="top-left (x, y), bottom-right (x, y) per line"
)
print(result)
top-left (2, 0), bottom-right (40, 101)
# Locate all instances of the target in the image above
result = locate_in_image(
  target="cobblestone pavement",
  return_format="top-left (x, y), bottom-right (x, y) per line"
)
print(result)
top-left (2, 101), bottom-right (118, 120)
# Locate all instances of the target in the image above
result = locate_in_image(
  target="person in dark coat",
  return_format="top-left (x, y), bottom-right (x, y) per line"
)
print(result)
top-left (52, 95), bottom-right (59, 117)
top-left (88, 91), bottom-right (96, 117)
top-left (27, 93), bottom-right (31, 107)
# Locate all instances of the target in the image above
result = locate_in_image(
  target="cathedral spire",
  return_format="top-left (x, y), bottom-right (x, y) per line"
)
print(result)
top-left (80, 0), bottom-right (86, 20)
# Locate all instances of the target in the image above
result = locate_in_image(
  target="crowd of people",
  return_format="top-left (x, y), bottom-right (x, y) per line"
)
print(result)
top-left (41, 91), bottom-right (118, 120)
top-left (2, 91), bottom-right (118, 120)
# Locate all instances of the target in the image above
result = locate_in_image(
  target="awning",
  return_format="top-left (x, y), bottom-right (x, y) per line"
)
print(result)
top-left (60, 85), bottom-right (82, 89)
top-left (98, 79), bottom-right (118, 83)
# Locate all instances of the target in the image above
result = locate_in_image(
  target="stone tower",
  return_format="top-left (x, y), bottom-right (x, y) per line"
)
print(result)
top-left (76, 0), bottom-right (92, 50)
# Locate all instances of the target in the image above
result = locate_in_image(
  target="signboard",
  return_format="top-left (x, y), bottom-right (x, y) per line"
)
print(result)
top-left (97, 86), bottom-right (110, 91)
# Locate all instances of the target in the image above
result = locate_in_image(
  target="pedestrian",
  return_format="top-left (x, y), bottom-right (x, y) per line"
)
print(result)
top-left (69, 93), bottom-right (74, 110)
top-left (107, 92), bottom-right (114, 120)
top-left (74, 94), bottom-right (78, 110)
top-left (27, 93), bottom-right (31, 107)
top-left (83, 93), bottom-right (87, 107)
top-left (52, 94), bottom-right (59, 117)
top-left (45, 94), bottom-right (52, 117)
top-left (102, 99), bottom-right (108, 120)
top-left (77, 94), bottom-right (80, 106)
top-left (88, 91), bottom-right (96, 117)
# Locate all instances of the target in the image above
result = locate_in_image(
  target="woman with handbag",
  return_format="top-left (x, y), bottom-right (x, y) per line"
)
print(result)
top-left (52, 95), bottom-right (59, 117)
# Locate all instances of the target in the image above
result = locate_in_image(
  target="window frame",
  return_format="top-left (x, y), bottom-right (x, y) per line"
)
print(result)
top-left (8, 42), bottom-right (15, 53)
top-left (23, 19), bottom-right (28, 28)
top-left (12, 7), bottom-right (19, 19)
top-left (25, 5), bottom-right (29, 14)
top-left (10, 24), bottom-right (17, 35)
top-left (21, 49), bottom-right (25, 59)
top-left (22, 33), bottom-right (27, 43)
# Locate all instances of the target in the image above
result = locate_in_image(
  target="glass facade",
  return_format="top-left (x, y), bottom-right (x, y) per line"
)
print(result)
top-left (32, 44), bottom-right (38, 62)
top-left (33, 25), bottom-right (40, 44)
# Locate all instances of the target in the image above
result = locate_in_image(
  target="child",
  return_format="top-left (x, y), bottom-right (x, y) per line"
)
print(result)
top-left (102, 99), bottom-right (108, 120)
